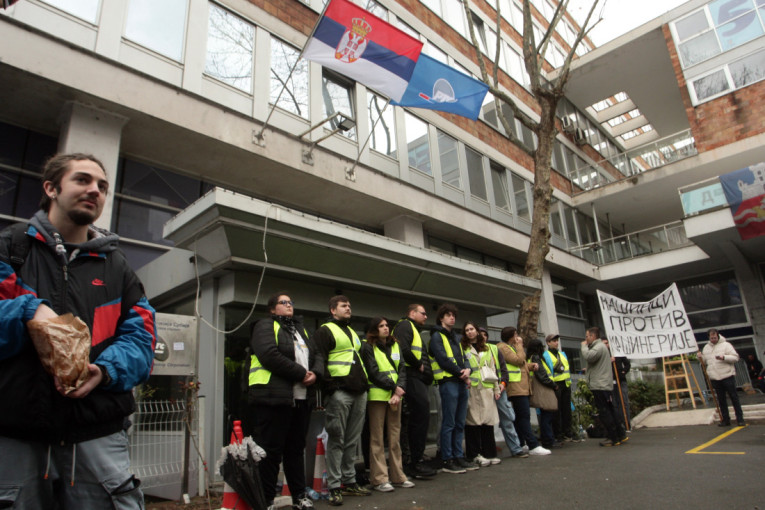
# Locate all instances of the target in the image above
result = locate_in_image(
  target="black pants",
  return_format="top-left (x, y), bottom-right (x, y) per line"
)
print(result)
top-left (402, 373), bottom-right (430, 465)
top-left (591, 390), bottom-right (620, 442)
top-left (712, 375), bottom-right (744, 423)
top-left (250, 400), bottom-right (312, 503)
top-left (465, 424), bottom-right (497, 460)
top-left (552, 383), bottom-right (572, 439)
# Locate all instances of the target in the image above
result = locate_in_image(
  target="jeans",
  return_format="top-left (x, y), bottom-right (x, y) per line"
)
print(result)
top-left (495, 392), bottom-right (522, 454)
top-left (438, 380), bottom-right (468, 460)
top-left (402, 373), bottom-right (430, 465)
top-left (592, 389), bottom-right (621, 442)
top-left (325, 390), bottom-right (368, 489)
top-left (711, 375), bottom-right (744, 423)
top-left (538, 409), bottom-right (555, 446)
top-left (509, 395), bottom-right (539, 450)
top-left (0, 431), bottom-right (143, 510)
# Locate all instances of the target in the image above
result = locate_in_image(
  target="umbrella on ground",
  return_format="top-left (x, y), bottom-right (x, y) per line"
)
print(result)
top-left (217, 436), bottom-right (268, 510)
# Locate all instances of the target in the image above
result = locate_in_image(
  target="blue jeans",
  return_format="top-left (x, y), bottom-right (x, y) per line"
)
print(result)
top-left (538, 409), bottom-right (555, 446)
top-left (509, 395), bottom-right (539, 450)
top-left (495, 392), bottom-right (522, 455)
top-left (438, 380), bottom-right (468, 460)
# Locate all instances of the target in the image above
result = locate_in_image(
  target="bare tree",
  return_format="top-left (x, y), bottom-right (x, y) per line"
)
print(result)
top-left (463, 0), bottom-right (602, 343)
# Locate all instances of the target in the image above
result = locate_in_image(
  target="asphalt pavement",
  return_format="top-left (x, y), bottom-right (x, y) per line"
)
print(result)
top-left (311, 424), bottom-right (765, 510)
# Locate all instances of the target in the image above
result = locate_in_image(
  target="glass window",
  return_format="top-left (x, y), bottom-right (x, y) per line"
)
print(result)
top-left (270, 37), bottom-right (309, 119)
top-left (405, 113), bottom-right (432, 175)
top-left (358, 0), bottom-right (387, 20)
top-left (575, 211), bottom-right (596, 244)
top-left (511, 174), bottom-right (529, 220)
top-left (428, 236), bottom-right (454, 255)
top-left (322, 72), bottom-right (356, 141)
top-left (456, 246), bottom-right (482, 263)
top-left (118, 159), bottom-right (204, 208)
top-left (421, 0), bottom-right (442, 16)
top-left (40, 0), bottom-right (100, 23)
top-left (466, 147), bottom-right (487, 200)
top-left (491, 162), bottom-right (510, 211)
top-left (368, 93), bottom-right (396, 156)
top-left (678, 272), bottom-right (742, 312)
top-left (423, 42), bottom-right (448, 63)
top-left (550, 201), bottom-right (563, 236)
top-left (709, 0), bottom-right (754, 25)
top-left (205, 4), bottom-right (254, 93)
top-left (112, 198), bottom-right (175, 246)
top-left (675, 10), bottom-right (709, 41)
top-left (564, 205), bottom-right (578, 244)
top-left (443, 0), bottom-right (467, 37)
top-left (718, 11), bottom-right (763, 51)
top-left (692, 69), bottom-right (730, 101)
top-left (393, 18), bottom-right (420, 39)
top-left (437, 130), bottom-right (461, 187)
top-left (730, 48), bottom-right (765, 87)
top-left (124, 0), bottom-right (188, 62)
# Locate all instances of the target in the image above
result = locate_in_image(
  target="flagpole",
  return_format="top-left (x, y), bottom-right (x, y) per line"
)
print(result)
top-left (345, 98), bottom-right (391, 181)
top-left (254, 0), bottom-right (334, 143)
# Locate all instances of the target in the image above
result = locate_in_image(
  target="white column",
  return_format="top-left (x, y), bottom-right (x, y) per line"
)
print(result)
top-left (57, 102), bottom-right (128, 230)
top-left (383, 215), bottom-right (425, 248)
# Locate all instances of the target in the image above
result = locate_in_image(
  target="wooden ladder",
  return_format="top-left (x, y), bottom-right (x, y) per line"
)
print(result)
top-left (663, 354), bottom-right (704, 411)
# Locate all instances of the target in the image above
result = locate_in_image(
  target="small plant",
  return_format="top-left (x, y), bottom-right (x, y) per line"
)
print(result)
top-left (572, 378), bottom-right (595, 430)
top-left (627, 379), bottom-right (664, 416)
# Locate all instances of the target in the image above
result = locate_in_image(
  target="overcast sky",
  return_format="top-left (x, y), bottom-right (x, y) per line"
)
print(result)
top-left (566, 0), bottom-right (691, 45)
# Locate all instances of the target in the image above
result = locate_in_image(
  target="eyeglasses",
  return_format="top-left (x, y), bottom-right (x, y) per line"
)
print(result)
top-left (418, 310), bottom-right (428, 316)
top-left (277, 300), bottom-right (294, 306)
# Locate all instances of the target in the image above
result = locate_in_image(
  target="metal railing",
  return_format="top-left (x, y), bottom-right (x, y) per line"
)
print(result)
top-left (678, 176), bottom-right (728, 217)
top-left (569, 220), bottom-right (692, 265)
top-left (571, 129), bottom-right (697, 192)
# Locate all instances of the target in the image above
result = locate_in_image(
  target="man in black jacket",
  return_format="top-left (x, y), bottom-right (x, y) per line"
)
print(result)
top-left (248, 292), bottom-right (317, 510)
top-left (392, 304), bottom-right (437, 479)
top-left (313, 295), bottom-right (371, 506)
top-left (603, 338), bottom-right (631, 432)
top-left (0, 153), bottom-right (156, 509)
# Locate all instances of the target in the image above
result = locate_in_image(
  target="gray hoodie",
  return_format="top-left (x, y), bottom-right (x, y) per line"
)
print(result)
top-left (581, 339), bottom-right (612, 391)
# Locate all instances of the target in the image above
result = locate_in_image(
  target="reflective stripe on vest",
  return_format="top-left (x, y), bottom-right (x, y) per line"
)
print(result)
top-left (485, 343), bottom-right (501, 388)
top-left (431, 332), bottom-right (463, 381)
top-left (467, 348), bottom-right (480, 387)
top-left (505, 344), bottom-right (521, 382)
top-left (249, 321), bottom-right (281, 386)
top-left (544, 350), bottom-right (571, 386)
top-left (323, 322), bottom-right (367, 379)
top-left (396, 319), bottom-right (423, 367)
top-left (368, 342), bottom-right (401, 401)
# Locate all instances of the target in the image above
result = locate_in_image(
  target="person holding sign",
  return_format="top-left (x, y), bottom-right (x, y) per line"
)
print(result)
top-left (581, 327), bottom-right (625, 447)
top-left (699, 329), bottom-right (745, 427)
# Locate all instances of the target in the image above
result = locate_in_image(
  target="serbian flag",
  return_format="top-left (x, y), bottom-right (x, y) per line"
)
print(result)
top-left (392, 54), bottom-right (489, 120)
top-left (719, 162), bottom-right (765, 240)
top-left (303, 0), bottom-right (423, 102)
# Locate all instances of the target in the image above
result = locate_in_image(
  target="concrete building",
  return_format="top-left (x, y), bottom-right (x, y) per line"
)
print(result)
top-left (1, 0), bottom-right (764, 473)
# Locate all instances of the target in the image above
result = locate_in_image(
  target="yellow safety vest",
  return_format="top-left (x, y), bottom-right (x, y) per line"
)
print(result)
top-left (323, 322), bottom-right (367, 378)
top-left (467, 348), bottom-right (481, 387)
top-left (544, 350), bottom-right (571, 387)
top-left (249, 322), bottom-right (294, 386)
top-left (504, 344), bottom-right (521, 382)
top-left (368, 342), bottom-right (401, 401)
top-left (395, 319), bottom-right (424, 367)
top-left (431, 332), bottom-right (464, 382)
top-left (467, 347), bottom-right (499, 388)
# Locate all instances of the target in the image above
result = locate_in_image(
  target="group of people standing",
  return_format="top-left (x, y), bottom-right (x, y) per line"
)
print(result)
top-left (245, 295), bottom-right (591, 510)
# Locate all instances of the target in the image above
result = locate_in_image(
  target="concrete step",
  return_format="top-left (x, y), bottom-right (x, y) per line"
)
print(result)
top-left (635, 403), bottom-right (765, 428)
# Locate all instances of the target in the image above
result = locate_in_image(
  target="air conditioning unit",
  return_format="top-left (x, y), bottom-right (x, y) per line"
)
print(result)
top-left (561, 116), bottom-right (575, 134)
top-left (574, 127), bottom-right (587, 145)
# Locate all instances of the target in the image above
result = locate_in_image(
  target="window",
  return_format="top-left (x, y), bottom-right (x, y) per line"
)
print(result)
top-left (466, 147), bottom-right (487, 200)
top-left (550, 200), bottom-right (563, 236)
top-left (322, 72), bottom-right (356, 141)
top-left (438, 131), bottom-right (461, 187)
top-left (270, 37), bottom-right (309, 118)
top-left (124, 0), bottom-right (188, 61)
top-left (422, 0), bottom-right (442, 17)
top-left (357, 0), bottom-right (387, 20)
top-left (40, 0), bottom-right (100, 23)
top-left (490, 162), bottom-right (510, 211)
top-left (443, 0), bottom-right (467, 37)
top-left (205, 4), bottom-right (254, 93)
top-left (511, 174), bottom-right (529, 220)
top-left (692, 69), bottom-right (730, 101)
top-left (405, 113), bottom-right (432, 175)
top-left (368, 93), bottom-right (396, 156)
top-left (729, 48), bottom-right (765, 87)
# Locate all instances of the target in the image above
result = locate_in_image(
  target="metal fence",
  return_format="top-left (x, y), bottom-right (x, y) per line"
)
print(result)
top-left (128, 399), bottom-right (199, 499)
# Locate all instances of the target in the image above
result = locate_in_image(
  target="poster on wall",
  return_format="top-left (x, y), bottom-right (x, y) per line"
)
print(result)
top-left (597, 283), bottom-right (697, 359)
top-left (719, 161), bottom-right (765, 241)
top-left (151, 313), bottom-right (198, 376)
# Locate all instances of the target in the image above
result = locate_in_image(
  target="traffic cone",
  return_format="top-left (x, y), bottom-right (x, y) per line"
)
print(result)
top-left (278, 462), bottom-right (291, 497)
top-left (230, 420), bottom-right (244, 445)
top-left (220, 482), bottom-right (251, 510)
top-left (312, 436), bottom-right (328, 496)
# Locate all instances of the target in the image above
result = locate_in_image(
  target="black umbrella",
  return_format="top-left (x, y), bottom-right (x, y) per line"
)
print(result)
top-left (218, 436), bottom-right (268, 510)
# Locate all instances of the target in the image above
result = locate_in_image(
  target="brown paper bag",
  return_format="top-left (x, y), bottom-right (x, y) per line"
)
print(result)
top-left (27, 313), bottom-right (91, 394)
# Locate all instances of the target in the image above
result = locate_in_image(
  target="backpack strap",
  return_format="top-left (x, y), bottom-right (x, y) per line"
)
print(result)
top-left (8, 223), bottom-right (32, 273)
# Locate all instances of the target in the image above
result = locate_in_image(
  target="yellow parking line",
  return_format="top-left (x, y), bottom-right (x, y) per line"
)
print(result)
top-left (686, 425), bottom-right (747, 454)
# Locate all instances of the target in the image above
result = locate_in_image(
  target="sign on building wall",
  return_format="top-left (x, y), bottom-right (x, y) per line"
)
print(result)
top-left (597, 284), bottom-right (698, 359)
top-left (152, 313), bottom-right (197, 376)
top-left (719, 161), bottom-right (765, 240)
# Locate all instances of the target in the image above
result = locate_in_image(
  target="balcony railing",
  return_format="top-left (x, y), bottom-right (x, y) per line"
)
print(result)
top-left (571, 129), bottom-right (697, 192)
top-left (569, 221), bottom-right (693, 265)
top-left (678, 176), bottom-right (728, 217)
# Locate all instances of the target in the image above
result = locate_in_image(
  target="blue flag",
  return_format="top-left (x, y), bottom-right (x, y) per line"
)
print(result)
top-left (391, 54), bottom-right (489, 120)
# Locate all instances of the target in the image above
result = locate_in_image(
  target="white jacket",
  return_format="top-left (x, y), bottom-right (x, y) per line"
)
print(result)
top-left (701, 335), bottom-right (739, 381)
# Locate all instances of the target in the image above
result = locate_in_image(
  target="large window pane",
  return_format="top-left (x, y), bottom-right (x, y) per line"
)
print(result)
top-left (205, 5), bottom-right (254, 92)
top-left (679, 31), bottom-right (721, 67)
top-left (270, 38), bottom-right (309, 118)
top-left (438, 131), bottom-right (460, 187)
top-left (491, 163), bottom-right (510, 211)
top-left (119, 159), bottom-right (203, 208)
top-left (124, 0), bottom-right (187, 61)
top-left (40, 0), bottom-right (100, 23)
top-left (511, 174), bottom-right (529, 220)
top-left (466, 147), bottom-right (487, 200)
top-left (368, 93), bottom-right (396, 156)
top-left (443, 0), bottom-right (467, 37)
top-left (322, 73), bottom-right (356, 141)
top-left (405, 114), bottom-right (431, 175)
top-left (730, 49), bottom-right (765, 87)
top-left (693, 69), bottom-right (730, 101)
top-left (113, 198), bottom-right (174, 246)
top-left (675, 10), bottom-right (710, 41)
top-left (709, 0), bottom-right (754, 25)
top-left (718, 11), bottom-right (763, 50)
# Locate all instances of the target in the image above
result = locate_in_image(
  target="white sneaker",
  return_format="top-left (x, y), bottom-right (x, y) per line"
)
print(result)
top-left (374, 482), bottom-right (394, 492)
top-left (488, 457), bottom-right (501, 465)
top-left (474, 454), bottom-right (491, 467)
top-left (522, 445), bottom-right (530, 454)
top-left (529, 446), bottom-right (551, 456)
top-left (393, 480), bottom-right (415, 488)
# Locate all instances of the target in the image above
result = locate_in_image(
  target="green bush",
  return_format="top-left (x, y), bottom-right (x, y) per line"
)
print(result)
top-left (572, 379), bottom-right (595, 429)
top-left (628, 380), bottom-right (665, 416)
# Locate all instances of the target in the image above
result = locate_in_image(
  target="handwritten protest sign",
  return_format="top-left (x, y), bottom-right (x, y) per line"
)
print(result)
top-left (597, 283), bottom-right (697, 359)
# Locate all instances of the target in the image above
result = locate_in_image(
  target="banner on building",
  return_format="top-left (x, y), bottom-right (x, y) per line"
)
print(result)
top-left (597, 283), bottom-right (697, 359)
top-left (151, 313), bottom-right (198, 376)
top-left (719, 161), bottom-right (765, 240)
top-left (303, 0), bottom-right (423, 102)
top-left (391, 54), bottom-right (489, 120)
